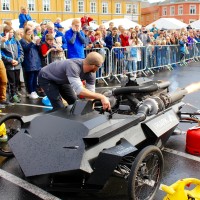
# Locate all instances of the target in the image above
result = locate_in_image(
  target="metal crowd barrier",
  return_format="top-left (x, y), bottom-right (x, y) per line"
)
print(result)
top-left (44, 43), bottom-right (200, 85)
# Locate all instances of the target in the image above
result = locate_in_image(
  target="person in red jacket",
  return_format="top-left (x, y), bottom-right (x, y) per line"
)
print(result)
top-left (80, 14), bottom-right (93, 28)
top-left (120, 30), bottom-right (129, 47)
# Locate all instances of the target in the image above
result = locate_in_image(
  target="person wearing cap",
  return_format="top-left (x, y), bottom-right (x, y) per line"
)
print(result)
top-left (82, 25), bottom-right (93, 49)
top-left (18, 6), bottom-right (32, 28)
top-left (38, 52), bottom-right (111, 110)
top-left (65, 18), bottom-right (85, 59)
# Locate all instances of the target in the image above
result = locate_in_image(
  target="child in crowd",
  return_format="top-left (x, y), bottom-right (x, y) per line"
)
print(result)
top-left (1, 25), bottom-right (24, 103)
top-left (113, 42), bottom-right (125, 75)
top-left (40, 34), bottom-right (56, 66)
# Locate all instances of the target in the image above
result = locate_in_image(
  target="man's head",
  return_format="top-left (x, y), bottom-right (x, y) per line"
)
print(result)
top-left (83, 52), bottom-right (104, 73)
top-left (72, 19), bottom-right (81, 31)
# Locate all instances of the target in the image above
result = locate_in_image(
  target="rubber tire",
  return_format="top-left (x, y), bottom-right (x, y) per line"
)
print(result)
top-left (0, 113), bottom-right (23, 157)
top-left (128, 145), bottom-right (164, 200)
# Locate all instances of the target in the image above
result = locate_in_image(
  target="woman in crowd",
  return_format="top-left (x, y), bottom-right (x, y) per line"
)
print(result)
top-left (127, 31), bottom-right (142, 77)
top-left (20, 26), bottom-right (42, 99)
top-left (1, 25), bottom-right (24, 103)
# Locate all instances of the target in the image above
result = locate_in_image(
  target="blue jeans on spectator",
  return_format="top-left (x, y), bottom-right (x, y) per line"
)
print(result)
top-left (26, 70), bottom-right (39, 94)
top-left (38, 74), bottom-right (77, 109)
top-left (127, 60), bottom-right (137, 73)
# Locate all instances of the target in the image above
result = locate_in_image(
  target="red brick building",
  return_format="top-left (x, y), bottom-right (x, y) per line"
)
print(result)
top-left (141, 1), bottom-right (200, 26)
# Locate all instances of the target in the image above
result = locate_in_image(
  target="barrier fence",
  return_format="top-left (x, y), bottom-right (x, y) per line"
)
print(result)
top-left (45, 42), bottom-right (200, 85)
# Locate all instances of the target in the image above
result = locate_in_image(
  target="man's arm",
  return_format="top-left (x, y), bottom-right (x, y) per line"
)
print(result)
top-left (68, 76), bottom-right (110, 110)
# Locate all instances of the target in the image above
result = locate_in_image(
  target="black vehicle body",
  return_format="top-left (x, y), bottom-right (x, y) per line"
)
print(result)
top-left (8, 77), bottom-right (191, 198)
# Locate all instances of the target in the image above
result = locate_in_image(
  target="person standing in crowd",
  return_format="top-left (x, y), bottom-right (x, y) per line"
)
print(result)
top-left (0, 26), bottom-right (12, 107)
top-left (1, 25), bottom-right (24, 103)
top-left (106, 22), bottom-right (114, 34)
top-left (80, 14), bottom-right (93, 28)
top-left (120, 29), bottom-right (129, 47)
top-left (54, 17), bottom-right (62, 30)
top-left (18, 6), bottom-right (32, 28)
top-left (82, 25), bottom-right (93, 49)
top-left (40, 34), bottom-right (56, 66)
top-left (98, 24), bottom-right (108, 40)
top-left (38, 52), bottom-right (111, 110)
top-left (20, 26), bottom-right (42, 99)
top-left (40, 21), bottom-right (47, 35)
top-left (105, 27), bottom-right (121, 50)
top-left (65, 18), bottom-right (85, 59)
top-left (127, 31), bottom-right (143, 77)
top-left (150, 24), bottom-right (158, 33)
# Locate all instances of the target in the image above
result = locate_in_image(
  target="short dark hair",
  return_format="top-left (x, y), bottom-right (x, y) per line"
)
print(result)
top-left (112, 27), bottom-right (118, 31)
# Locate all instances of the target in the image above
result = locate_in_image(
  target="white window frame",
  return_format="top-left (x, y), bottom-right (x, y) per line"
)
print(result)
top-left (115, 3), bottom-right (121, 14)
top-left (163, 7), bottom-right (167, 16)
top-left (170, 6), bottom-right (175, 16)
top-left (65, 0), bottom-right (71, 12)
top-left (43, 0), bottom-right (50, 12)
top-left (78, 1), bottom-right (84, 13)
top-left (178, 5), bottom-right (183, 15)
top-left (27, 0), bottom-right (35, 11)
top-left (43, 19), bottom-right (51, 23)
top-left (132, 4), bottom-right (137, 14)
top-left (102, 20), bottom-right (108, 23)
top-left (126, 4), bottom-right (131, 14)
top-left (102, 2), bottom-right (108, 14)
top-left (90, 2), bottom-right (96, 13)
top-left (190, 5), bottom-right (196, 15)
top-left (2, 0), bottom-right (10, 11)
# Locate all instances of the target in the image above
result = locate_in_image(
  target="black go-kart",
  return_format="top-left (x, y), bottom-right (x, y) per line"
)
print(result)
top-left (0, 77), bottom-right (198, 200)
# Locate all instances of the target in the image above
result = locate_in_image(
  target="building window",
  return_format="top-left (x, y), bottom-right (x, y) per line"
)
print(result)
top-left (190, 5), bottom-right (196, 15)
top-left (65, 0), bottom-right (71, 12)
top-left (178, 5), bottom-right (183, 15)
top-left (90, 2), bottom-right (96, 13)
top-left (2, 0), bottom-right (10, 11)
top-left (132, 4), bottom-right (137, 14)
top-left (27, 0), bottom-right (35, 11)
top-left (102, 2), bottom-right (108, 14)
top-left (78, 1), bottom-right (84, 13)
top-left (126, 4), bottom-right (131, 14)
top-left (43, 0), bottom-right (50, 11)
top-left (163, 7), bottom-right (167, 16)
top-left (115, 3), bottom-right (121, 14)
top-left (170, 6), bottom-right (175, 16)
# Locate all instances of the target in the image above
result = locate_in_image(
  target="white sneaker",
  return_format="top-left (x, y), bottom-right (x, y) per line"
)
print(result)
top-left (33, 91), bottom-right (39, 98)
top-left (29, 92), bottom-right (39, 99)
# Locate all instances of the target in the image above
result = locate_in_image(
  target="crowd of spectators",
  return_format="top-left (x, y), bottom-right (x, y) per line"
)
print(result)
top-left (0, 6), bottom-right (200, 108)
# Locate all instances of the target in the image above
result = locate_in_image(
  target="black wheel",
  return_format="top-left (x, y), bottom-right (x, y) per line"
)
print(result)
top-left (128, 145), bottom-right (164, 200)
top-left (0, 113), bottom-right (23, 157)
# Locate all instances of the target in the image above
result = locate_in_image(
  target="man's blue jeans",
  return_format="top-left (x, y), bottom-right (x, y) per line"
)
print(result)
top-left (38, 74), bottom-right (77, 109)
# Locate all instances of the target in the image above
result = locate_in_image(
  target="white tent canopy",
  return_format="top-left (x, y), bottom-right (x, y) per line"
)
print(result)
top-left (103, 18), bottom-right (141, 30)
top-left (190, 20), bottom-right (200, 29)
top-left (146, 18), bottom-right (188, 30)
top-left (61, 18), bottom-right (99, 30)
top-left (11, 19), bottom-right (39, 31)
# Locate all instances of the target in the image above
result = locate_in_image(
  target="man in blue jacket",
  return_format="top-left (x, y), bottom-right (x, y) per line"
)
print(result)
top-left (65, 18), bottom-right (86, 59)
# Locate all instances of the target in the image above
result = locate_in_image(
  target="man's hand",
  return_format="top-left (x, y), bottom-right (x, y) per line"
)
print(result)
top-left (100, 96), bottom-right (111, 110)
top-left (11, 60), bottom-right (18, 66)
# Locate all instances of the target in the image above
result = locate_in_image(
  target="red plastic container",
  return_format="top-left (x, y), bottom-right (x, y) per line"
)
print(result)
top-left (186, 126), bottom-right (200, 156)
